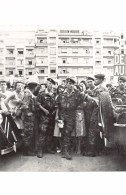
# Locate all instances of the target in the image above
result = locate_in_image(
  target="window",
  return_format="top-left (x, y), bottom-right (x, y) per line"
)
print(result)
top-left (29, 72), bottom-right (32, 75)
top-left (50, 69), bottom-right (56, 73)
top-left (121, 49), bottom-right (124, 54)
top-left (63, 59), bottom-right (66, 63)
top-left (108, 51), bottom-right (112, 54)
top-left (40, 69), bottom-right (45, 73)
top-left (7, 59), bottom-right (15, 65)
top-left (62, 69), bottom-right (67, 73)
top-left (9, 71), bottom-right (13, 75)
top-left (19, 71), bottom-right (23, 75)
top-left (61, 48), bottom-right (67, 53)
top-left (108, 60), bottom-right (111, 64)
top-left (17, 60), bottom-right (23, 65)
top-left (40, 40), bottom-right (43, 43)
top-left (86, 49), bottom-right (90, 54)
top-left (0, 49), bottom-right (3, 54)
top-left (96, 50), bottom-right (100, 55)
top-left (0, 71), bottom-right (2, 75)
top-left (28, 60), bottom-right (32, 65)
top-left (95, 39), bottom-right (101, 45)
top-left (50, 57), bottom-right (56, 64)
top-left (121, 35), bottom-right (124, 39)
top-left (73, 58), bottom-right (78, 63)
top-left (71, 39), bottom-right (78, 43)
top-left (72, 48), bottom-right (78, 53)
top-left (18, 50), bottom-right (23, 55)
top-left (85, 59), bottom-right (89, 64)
top-left (8, 49), bottom-right (14, 54)
top-left (50, 37), bottom-right (56, 43)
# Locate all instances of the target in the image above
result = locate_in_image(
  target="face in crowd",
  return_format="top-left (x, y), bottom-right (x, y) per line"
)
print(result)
top-left (79, 82), bottom-right (86, 92)
top-left (57, 85), bottom-right (65, 94)
top-left (0, 82), bottom-right (7, 92)
top-left (118, 79), bottom-right (126, 88)
top-left (40, 84), bottom-right (46, 92)
top-left (47, 80), bottom-right (53, 91)
top-left (15, 82), bottom-right (24, 92)
top-left (87, 80), bottom-right (94, 89)
top-left (52, 85), bottom-right (58, 94)
top-left (94, 78), bottom-right (103, 86)
top-left (66, 81), bottom-right (74, 91)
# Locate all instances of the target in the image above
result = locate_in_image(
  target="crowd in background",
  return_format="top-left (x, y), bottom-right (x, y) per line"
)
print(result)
top-left (0, 74), bottom-right (126, 160)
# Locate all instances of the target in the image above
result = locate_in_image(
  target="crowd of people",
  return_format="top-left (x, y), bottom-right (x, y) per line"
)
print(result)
top-left (0, 73), bottom-right (126, 160)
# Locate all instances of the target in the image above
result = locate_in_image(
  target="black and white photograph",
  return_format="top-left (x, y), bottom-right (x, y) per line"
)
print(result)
top-left (0, 0), bottom-right (126, 194)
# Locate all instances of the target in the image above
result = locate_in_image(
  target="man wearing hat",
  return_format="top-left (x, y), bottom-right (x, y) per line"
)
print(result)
top-left (83, 74), bottom-right (108, 157)
top-left (85, 76), bottom-right (95, 96)
top-left (111, 76), bottom-right (126, 105)
top-left (36, 77), bottom-right (56, 158)
top-left (55, 77), bottom-right (93, 160)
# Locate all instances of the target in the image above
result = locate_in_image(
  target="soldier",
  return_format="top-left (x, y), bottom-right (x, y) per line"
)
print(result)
top-left (36, 78), bottom-right (56, 158)
top-left (111, 76), bottom-right (126, 105)
top-left (55, 77), bottom-right (93, 160)
top-left (84, 74), bottom-right (108, 157)
top-left (21, 80), bottom-right (38, 156)
top-left (85, 76), bottom-right (95, 96)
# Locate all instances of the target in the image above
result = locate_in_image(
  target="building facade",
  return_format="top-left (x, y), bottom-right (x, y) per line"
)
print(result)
top-left (0, 26), bottom-right (121, 83)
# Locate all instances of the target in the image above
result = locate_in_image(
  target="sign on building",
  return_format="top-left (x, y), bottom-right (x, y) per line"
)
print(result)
top-left (114, 54), bottom-right (126, 76)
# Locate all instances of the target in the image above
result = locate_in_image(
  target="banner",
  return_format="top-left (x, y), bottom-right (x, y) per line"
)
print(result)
top-left (114, 54), bottom-right (126, 76)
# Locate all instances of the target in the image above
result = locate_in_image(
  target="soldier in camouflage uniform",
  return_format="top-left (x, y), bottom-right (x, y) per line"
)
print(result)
top-left (56, 78), bottom-right (92, 160)
top-left (110, 76), bottom-right (126, 105)
top-left (36, 78), bottom-right (56, 158)
top-left (84, 74), bottom-right (108, 157)
top-left (21, 80), bottom-right (38, 156)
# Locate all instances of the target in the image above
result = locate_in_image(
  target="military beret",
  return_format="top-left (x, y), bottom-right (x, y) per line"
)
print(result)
top-left (87, 76), bottom-right (94, 81)
top-left (94, 74), bottom-right (105, 79)
top-left (47, 78), bottom-right (56, 85)
top-left (118, 76), bottom-right (126, 82)
top-left (66, 77), bottom-right (76, 84)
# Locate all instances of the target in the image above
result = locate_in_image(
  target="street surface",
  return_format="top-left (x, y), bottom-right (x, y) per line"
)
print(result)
top-left (0, 150), bottom-right (126, 172)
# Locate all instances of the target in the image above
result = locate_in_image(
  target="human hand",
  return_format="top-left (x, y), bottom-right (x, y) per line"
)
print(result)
top-left (44, 109), bottom-right (49, 116)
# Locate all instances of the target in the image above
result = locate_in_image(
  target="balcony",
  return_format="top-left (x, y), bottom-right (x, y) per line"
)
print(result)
top-left (25, 65), bottom-right (35, 68)
top-left (58, 42), bottom-right (93, 47)
top-left (103, 42), bottom-right (119, 48)
top-left (58, 72), bottom-right (93, 77)
top-left (5, 54), bottom-right (16, 58)
top-left (6, 64), bottom-right (15, 68)
top-left (103, 53), bottom-right (114, 57)
top-left (58, 63), bottom-right (93, 67)
top-left (36, 63), bottom-right (48, 67)
top-left (38, 73), bottom-right (48, 77)
top-left (17, 54), bottom-right (24, 58)
top-left (103, 64), bottom-right (114, 67)
top-left (58, 53), bottom-right (93, 57)
top-left (17, 64), bottom-right (24, 68)
top-left (35, 53), bottom-right (48, 57)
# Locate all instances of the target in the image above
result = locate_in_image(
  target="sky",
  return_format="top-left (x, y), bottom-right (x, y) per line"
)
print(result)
top-left (0, 0), bottom-right (126, 32)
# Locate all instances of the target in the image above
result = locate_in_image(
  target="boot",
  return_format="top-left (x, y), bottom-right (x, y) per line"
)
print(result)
top-left (83, 144), bottom-right (96, 157)
top-left (37, 146), bottom-right (43, 158)
top-left (64, 146), bottom-right (72, 160)
top-left (61, 147), bottom-right (65, 158)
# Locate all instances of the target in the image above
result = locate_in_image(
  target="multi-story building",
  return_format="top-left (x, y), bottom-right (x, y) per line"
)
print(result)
top-left (0, 26), bottom-right (121, 83)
